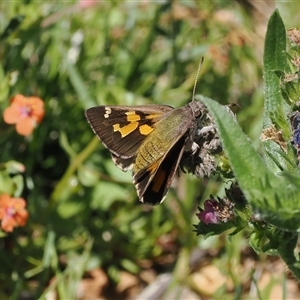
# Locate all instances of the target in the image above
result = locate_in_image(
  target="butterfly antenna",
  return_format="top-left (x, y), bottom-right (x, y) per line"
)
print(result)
top-left (192, 57), bottom-right (204, 102)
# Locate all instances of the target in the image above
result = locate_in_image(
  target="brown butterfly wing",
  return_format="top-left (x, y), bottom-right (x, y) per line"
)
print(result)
top-left (85, 105), bottom-right (174, 170)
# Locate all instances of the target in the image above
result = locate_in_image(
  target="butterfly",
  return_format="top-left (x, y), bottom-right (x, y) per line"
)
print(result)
top-left (85, 100), bottom-right (206, 205)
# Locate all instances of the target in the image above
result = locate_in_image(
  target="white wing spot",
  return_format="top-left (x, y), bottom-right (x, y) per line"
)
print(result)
top-left (104, 107), bottom-right (112, 118)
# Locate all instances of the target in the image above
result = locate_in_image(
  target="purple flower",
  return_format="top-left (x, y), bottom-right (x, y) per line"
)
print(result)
top-left (197, 200), bottom-right (220, 225)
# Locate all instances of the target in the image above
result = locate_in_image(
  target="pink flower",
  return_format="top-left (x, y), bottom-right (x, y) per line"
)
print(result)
top-left (0, 194), bottom-right (29, 232)
top-left (3, 94), bottom-right (45, 136)
top-left (197, 200), bottom-right (220, 225)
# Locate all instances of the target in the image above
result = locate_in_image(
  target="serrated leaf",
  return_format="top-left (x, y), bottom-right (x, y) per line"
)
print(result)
top-left (262, 9), bottom-right (292, 172)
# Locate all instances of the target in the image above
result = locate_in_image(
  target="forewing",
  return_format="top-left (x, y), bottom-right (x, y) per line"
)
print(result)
top-left (85, 105), bottom-right (173, 160)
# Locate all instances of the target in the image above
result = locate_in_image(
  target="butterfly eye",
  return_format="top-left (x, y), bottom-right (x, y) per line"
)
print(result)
top-left (189, 101), bottom-right (205, 118)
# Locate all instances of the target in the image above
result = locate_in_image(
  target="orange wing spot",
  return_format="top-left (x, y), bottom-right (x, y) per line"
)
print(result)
top-left (148, 161), bottom-right (160, 173)
top-left (139, 124), bottom-right (153, 135)
top-left (151, 169), bottom-right (166, 192)
top-left (126, 111), bottom-right (141, 122)
top-left (146, 113), bottom-right (161, 119)
top-left (113, 122), bottom-right (138, 137)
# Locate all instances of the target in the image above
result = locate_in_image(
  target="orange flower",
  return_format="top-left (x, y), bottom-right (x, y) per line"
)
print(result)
top-left (3, 94), bottom-right (45, 136)
top-left (0, 194), bottom-right (29, 232)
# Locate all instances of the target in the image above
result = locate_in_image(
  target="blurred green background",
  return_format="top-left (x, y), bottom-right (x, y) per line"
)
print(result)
top-left (0, 1), bottom-right (299, 299)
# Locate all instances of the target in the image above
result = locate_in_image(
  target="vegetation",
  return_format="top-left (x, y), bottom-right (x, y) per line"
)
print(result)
top-left (0, 1), bottom-right (299, 299)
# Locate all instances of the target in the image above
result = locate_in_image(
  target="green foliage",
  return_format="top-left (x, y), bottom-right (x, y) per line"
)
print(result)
top-left (0, 1), bottom-right (299, 299)
top-left (262, 9), bottom-right (293, 172)
top-left (196, 10), bottom-right (300, 280)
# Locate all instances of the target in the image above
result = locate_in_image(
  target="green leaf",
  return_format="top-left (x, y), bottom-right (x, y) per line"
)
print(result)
top-left (195, 222), bottom-right (236, 238)
top-left (262, 9), bottom-right (293, 172)
top-left (11, 174), bottom-right (24, 197)
top-left (120, 259), bottom-right (140, 274)
top-left (0, 170), bottom-right (14, 195)
top-left (0, 15), bottom-right (25, 40)
top-left (57, 200), bottom-right (85, 219)
top-left (64, 57), bottom-right (95, 110)
top-left (91, 181), bottom-right (131, 210)
top-left (197, 95), bottom-right (271, 195)
top-left (0, 63), bottom-right (9, 102)
top-left (77, 165), bottom-right (99, 187)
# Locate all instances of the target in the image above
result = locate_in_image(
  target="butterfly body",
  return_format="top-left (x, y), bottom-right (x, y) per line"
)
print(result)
top-left (85, 100), bottom-right (205, 205)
